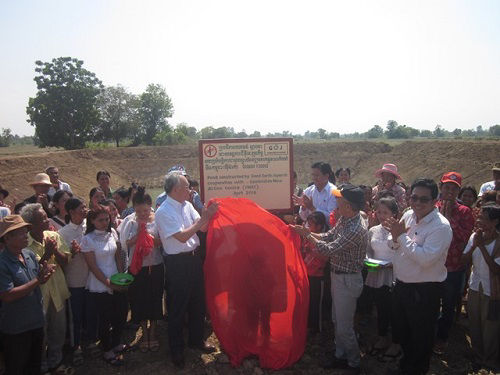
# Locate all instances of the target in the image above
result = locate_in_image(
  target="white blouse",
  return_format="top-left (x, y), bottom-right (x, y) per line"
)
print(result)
top-left (464, 233), bottom-right (500, 296)
top-left (80, 229), bottom-right (119, 294)
top-left (118, 214), bottom-right (163, 268)
top-left (365, 224), bottom-right (395, 288)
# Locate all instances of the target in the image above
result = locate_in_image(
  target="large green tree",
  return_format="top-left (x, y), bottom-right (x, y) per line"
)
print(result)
top-left (97, 85), bottom-right (139, 147)
top-left (139, 84), bottom-right (174, 145)
top-left (26, 57), bottom-right (103, 149)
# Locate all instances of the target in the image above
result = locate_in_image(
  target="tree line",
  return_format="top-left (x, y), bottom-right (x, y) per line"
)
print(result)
top-left (2, 57), bottom-right (500, 149)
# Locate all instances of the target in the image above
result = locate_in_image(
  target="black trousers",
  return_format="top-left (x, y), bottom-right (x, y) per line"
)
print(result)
top-left (165, 251), bottom-right (205, 355)
top-left (366, 285), bottom-right (393, 337)
top-left (308, 276), bottom-right (324, 333)
top-left (91, 291), bottom-right (128, 352)
top-left (2, 327), bottom-right (44, 375)
top-left (392, 280), bottom-right (442, 375)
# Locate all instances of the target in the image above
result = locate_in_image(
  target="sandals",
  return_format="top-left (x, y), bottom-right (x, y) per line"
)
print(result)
top-left (113, 343), bottom-right (132, 353)
top-left (104, 353), bottom-right (124, 367)
top-left (149, 339), bottom-right (160, 352)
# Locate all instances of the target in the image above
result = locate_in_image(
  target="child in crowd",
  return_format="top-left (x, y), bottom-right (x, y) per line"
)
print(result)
top-left (301, 211), bottom-right (329, 334)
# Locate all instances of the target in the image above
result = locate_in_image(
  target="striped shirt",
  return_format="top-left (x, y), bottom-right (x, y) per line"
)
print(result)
top-left (316, 213), bottom-right (368, 273)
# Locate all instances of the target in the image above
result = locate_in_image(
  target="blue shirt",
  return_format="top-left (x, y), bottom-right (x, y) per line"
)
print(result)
top-left (0, 248), bottom-right (44, 334)
top-left (299, 182), bottom-right (338, 223)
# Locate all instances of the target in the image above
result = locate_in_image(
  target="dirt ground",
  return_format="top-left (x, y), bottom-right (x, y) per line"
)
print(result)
top-left (1, 139), bottom-right (499, 203)
top-left (71, 308), bottom-right (497, 375)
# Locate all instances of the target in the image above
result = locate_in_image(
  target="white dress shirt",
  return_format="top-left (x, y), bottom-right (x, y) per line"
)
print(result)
top-left (155, 195), bottom-right (200, 255)
top-left (59, 220), bottom-right (89, 288)
top-left (80, 229), bottom-right (119, 294)
top-left (392, 208), bottom-right (452, 283)
top-left (464, 234), bottom-right (500, 296)
top-left (299, 182), bottom-right (337, 222)
top-left (47, 180), bottom-right (72, 198)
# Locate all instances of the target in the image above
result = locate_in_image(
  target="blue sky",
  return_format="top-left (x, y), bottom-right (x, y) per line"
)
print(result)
top-left (1, 0), bottom-right (499, 136)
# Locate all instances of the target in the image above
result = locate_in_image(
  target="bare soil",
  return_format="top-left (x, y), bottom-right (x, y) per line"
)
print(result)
top-left (71, 310), bottom-right (496, 375)
top-left (1, 140), bottom-right (499, 202)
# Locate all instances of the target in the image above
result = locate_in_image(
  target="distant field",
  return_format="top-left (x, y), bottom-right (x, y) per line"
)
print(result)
top-left (0, 144), bottom-right (62, 157)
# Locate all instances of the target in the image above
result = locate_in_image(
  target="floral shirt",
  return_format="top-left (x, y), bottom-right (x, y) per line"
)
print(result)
top-left (435, 200), bottom-right (475, 272)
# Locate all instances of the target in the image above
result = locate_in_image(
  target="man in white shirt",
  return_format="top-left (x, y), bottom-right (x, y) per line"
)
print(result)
top-left (385, 178), bottom-right (453, 375)
top-left (155, 171), bottom-right (218, 368)
top-left (46, 166), bottom-right (72, 198)
top-left (294, 162), bottom-right (337, 224)
top-left (478, 162), bottom-right (500, 197)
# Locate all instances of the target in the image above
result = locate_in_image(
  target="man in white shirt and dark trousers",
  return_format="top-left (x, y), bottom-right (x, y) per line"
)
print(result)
top-left (155, 171), bottom-right (218, 369)
top-left (385, 178), bottom-right (453, 375)
top-left (294, 162), bottom-right (337, 224)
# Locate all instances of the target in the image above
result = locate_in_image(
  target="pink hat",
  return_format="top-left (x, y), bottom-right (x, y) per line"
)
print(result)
top-left (375, 163), bottom-right (401, 180)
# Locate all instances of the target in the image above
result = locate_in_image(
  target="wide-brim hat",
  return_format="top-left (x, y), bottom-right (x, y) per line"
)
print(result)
top-left (28, 173), bottom-right (52, 186)
top-left (375, 163), bottom-right (401, 180)
top-left (492, 162), bottom-right (500, 172)
top-left (0, 185), bottom-right (8, 198)
top-left (0, 215), bottom-right (31, 239)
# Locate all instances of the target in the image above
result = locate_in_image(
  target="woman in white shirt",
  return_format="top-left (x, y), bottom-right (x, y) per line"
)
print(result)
top-left (49, 190), bottom-right (72, 231)
top-left (81, 206), bottom-right (128, 366)
top-left (365, 197), bottom-right (401, 361)
top-left (118, 187), bottom-right (163, 353)
top-left (58, 197), bottom-right (96, 365)
top-left (462, 203), bottom-right (500, 371)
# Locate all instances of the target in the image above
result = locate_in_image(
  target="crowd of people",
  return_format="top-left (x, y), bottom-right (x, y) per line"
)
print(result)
top-left (0, 160), bottom-right (499, 375)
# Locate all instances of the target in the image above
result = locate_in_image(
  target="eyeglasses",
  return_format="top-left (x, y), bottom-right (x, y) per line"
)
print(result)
top-left (409, 195), bottom-right (432, 204)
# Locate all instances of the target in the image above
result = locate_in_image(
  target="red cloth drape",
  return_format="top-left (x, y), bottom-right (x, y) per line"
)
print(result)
top-left (205, 197), bottom-right (309, 369)
top-left (129, 222), bottom-right (153, 275)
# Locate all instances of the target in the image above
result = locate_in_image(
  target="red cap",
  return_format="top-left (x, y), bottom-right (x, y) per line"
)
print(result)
top-left (440, 172), bottom-right (462, 187)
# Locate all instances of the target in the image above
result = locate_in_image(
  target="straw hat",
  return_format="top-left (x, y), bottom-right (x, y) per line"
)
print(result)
top-left (0, 215), bottom-right (31, 238)
top-left (375, 163), bottom-right (402, 180)
top-left (28, 173), bottom-right (52, 186)
top-left (492, 162), bottom-right (500, 172)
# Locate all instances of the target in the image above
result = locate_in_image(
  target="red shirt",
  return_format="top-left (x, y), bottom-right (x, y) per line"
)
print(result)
top-left (301, 239), bottom-right (328, 277)
top-left (436, 200), bottom-right (474, 272)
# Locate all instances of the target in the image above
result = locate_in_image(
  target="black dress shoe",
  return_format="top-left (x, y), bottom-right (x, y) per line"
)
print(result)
top-left (188, 342), bottom-right (217, 353)
top-left (171, 352), bottom-right (185, 368)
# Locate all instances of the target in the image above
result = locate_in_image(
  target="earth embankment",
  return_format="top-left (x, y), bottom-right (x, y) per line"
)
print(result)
top-left (1, 140), bottom-right (498, 201)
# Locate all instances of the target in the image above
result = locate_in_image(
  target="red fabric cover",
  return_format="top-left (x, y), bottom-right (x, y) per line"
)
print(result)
top-left (129, 222), bottom-right (153, 275)
top-left (205, 197), bottom-right (309, 369)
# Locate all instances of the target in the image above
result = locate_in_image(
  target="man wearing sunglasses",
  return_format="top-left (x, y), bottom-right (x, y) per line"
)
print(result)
top-left (384, 178), bottom-right (453, 375)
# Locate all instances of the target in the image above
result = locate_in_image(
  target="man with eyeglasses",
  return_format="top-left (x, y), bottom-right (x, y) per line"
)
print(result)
top-left (384, 178), bottom-right (452, 375)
